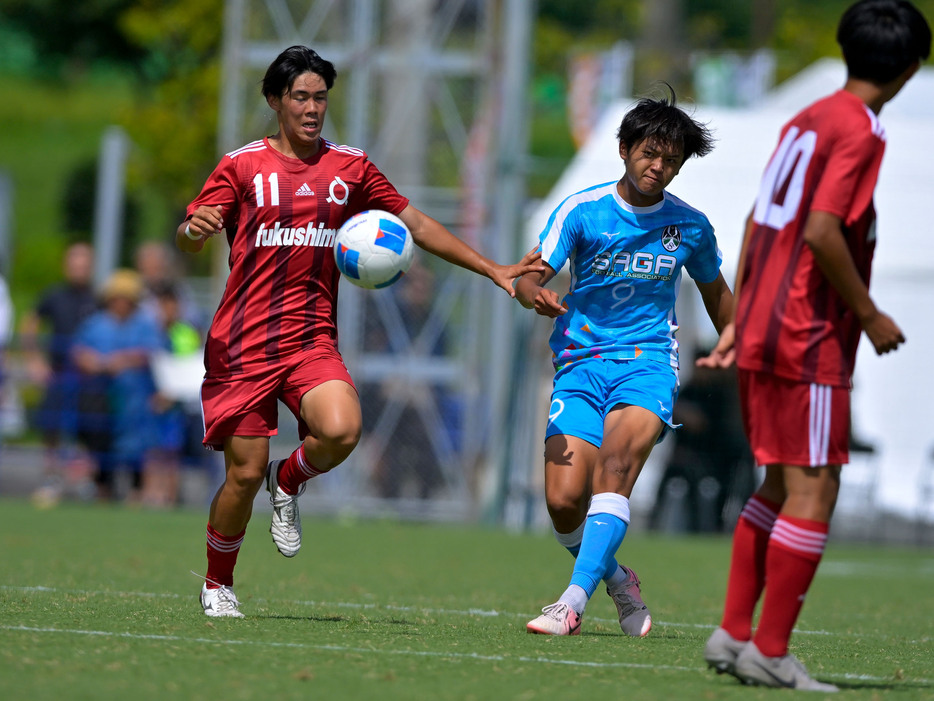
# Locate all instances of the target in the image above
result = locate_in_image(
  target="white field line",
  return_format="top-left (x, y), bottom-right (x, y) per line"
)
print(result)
top-left (1, 584), bottom-right (931, 670)
top-left (0, 583), bottom-right (923, 640)
top-left (2, 623), bottom-right (930, 685)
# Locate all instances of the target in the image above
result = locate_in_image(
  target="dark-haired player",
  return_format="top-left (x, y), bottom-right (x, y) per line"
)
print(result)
top-left (701, 0), bottom-right (931, 690)
top-left (177, 45), bottom-right (541, 617)
top-left (516, 89), bottom-right (733, 636)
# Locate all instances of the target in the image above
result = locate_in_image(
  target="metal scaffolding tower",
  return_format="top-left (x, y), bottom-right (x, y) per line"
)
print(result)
top-left (218, 0), bottom-right (532, 520)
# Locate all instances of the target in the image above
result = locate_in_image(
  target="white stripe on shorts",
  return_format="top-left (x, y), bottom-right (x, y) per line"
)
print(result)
top-left (808, 383), bottom-right (832, 466)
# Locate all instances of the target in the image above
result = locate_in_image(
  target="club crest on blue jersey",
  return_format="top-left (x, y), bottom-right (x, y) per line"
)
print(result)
top-left (661, 225), bottom-right (682, 252)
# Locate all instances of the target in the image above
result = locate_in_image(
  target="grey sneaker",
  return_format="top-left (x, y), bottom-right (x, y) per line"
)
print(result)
top-left (200, 583), bottom-right (244, 618)
top-left (704, 627), bottom-right (747, 677)
top-left (735, 642), bottom-right (839, 692)
top-left (266, 459), bottom-right (305, 557)
top-left (607, 566), bottom-right (652, 637)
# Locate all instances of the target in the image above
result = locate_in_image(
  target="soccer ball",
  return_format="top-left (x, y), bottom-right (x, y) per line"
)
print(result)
top-left (334, 210), bottom-right (415, 289)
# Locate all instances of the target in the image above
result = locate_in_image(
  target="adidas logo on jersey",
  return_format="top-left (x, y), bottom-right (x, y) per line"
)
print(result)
top-left (295, 183), bottom-right (315, 197)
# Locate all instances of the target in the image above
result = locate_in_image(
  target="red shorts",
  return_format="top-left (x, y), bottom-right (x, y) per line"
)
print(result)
top-left (738, 369), bottom-right (850, 467)
top-left (200, 345), bottom-right (356, 450)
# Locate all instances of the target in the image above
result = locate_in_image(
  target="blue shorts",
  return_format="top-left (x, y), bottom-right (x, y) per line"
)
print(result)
top-left (545, 358), bottom-right (680, 448)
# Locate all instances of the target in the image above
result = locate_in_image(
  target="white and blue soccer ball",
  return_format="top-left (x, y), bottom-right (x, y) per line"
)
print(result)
top-left (334, 210), bottom-right (414, 289)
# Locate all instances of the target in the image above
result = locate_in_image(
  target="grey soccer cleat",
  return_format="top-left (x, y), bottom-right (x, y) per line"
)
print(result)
top-left (266, 459), bottom-right (306, 557)
top-left (735, 642), bottom-right (839, 692)
top-left (704, 627), bottom-right (747, 677)
top-left (607, 566), bottom-right (652, 637)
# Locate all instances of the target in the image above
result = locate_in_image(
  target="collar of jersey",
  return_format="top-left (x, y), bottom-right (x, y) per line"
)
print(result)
top-left (613, 187), bottom-right (666, 215)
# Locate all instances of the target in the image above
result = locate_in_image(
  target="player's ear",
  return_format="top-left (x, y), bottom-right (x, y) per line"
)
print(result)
top-left (619, 141), bottom-right (629, 162)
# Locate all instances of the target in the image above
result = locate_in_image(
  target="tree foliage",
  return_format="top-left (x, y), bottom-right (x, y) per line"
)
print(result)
top-left (1, 0), bottom-right (145, 73)
top-left (116, 0), bottom-right (225, 212)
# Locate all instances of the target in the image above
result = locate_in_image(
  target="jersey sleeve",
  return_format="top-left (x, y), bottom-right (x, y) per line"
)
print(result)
top-left (810, 122), bottom-right (882, 227)
top-left (684, 217), bottom-right (723, 284)
top-left (539, 197), bottom-right (581, 274)
top-left (186, 155), bottom-right (243, 231)
top-left (350, 158), bottom-right (409, 215)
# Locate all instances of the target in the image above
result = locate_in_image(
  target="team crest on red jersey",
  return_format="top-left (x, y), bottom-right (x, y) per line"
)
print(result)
top-left (661, 225), bottom-right (682, 252)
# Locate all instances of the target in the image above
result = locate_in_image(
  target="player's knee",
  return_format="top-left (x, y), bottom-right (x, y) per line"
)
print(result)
top-left (309, 421), bottom-right (361, 463)
top-left (226, 464), bottom-right (266, 494)
top-left (545, 492), bottom-right (586, 528)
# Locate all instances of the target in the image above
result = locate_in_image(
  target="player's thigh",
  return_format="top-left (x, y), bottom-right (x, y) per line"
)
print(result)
top-left (596, 405), bottom-right (664, 495)
top-left (544, 433), bottom-right (599, 516)
top-left (281, 346), bottom-right (362, 442)
top-left (299, 380), bottom-right (362, 442)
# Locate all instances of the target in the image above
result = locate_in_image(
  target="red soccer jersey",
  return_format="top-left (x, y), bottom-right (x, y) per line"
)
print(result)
top-left (735, 90), bottom-right (885, 388)
top-left (187, 138), bottom-right (409, 377)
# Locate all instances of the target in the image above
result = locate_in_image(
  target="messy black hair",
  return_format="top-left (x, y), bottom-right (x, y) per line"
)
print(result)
top-left (616, 85), bottom-right (714, 162)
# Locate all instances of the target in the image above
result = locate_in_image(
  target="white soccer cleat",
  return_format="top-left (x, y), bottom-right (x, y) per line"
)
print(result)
top-left (266, 459), bottom-right (305, 558)
top-left (704, 627), bottom-right (747, 677)
top-left (200, 583), bottom-right (245, 618)
top-left (526, 601), bottom-right (583, 636)
top-left (607, 566), bottom-right (652, 637)
top-left (734, 642), bottom-right (839, 692)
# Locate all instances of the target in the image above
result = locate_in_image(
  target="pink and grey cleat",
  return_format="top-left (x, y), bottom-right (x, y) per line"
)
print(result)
top-left (607, 566), bottom-right (652, 637)
top-left (526, 601), bottom-right (583, 636)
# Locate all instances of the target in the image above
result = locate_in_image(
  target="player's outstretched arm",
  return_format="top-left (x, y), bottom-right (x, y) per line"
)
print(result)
top-left (803, 210), bottom-right (905, 355)
top-left (398, 205), bottom-right (543, 297)
top-left (176, 205), bottom-right (225, 253)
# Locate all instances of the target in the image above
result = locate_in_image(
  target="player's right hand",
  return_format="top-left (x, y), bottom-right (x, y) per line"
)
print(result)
top-left (190, 205), bottom-right (225, 238)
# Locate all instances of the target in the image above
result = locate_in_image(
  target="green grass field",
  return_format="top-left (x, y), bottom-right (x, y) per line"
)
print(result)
top-left (1, 498), bottom-right (931, 700)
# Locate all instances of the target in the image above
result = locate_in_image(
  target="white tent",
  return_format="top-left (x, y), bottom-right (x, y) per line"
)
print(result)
top-left (521, 59), bottom-right (934, 523)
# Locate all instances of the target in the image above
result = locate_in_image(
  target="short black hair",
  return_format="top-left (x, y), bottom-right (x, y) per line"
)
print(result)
top-left (837, 0), bottom-right (931, 83)
top-left (262, 45), bottom-right (337, 99)
top-left (616, 86), bottom-right (714, 162)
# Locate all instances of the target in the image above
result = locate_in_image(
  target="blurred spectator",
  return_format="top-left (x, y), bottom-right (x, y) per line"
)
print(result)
top-left (143, 281), bottom-right (204, 507)
top-left (72, 269), bottom-right (162, 501)
top-left (20, 242), bottom-right (98, 505)
top-left (134, 240), bottom-right (205, 332)
top-left (649, 358), bottom-right (755, 533)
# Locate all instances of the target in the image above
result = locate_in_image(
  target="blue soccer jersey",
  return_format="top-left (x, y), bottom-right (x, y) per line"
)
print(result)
top-left (539, 181), bottom-right (722, 370)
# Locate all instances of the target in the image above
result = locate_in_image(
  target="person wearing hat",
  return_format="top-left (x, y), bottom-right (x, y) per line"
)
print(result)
top-left (72, 268), bottom-right (164, 501)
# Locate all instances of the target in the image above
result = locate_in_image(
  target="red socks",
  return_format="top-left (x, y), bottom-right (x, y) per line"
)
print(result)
top-left (720, 495), bottom-right (780, 641)
top-left (204, 523), bottom-right (245, 588)
top-left (754, 515), bottom-right (829, 657)
top-left (277, 445), bottom-right (324, 495)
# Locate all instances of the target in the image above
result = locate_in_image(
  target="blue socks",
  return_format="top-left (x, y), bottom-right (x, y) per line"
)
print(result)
top-left (568, 493), bottom-right (631, 601)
